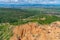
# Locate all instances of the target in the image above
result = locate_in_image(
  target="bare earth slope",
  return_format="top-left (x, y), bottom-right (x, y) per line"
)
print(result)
top-left (10, 21), bottom-right (60, 40)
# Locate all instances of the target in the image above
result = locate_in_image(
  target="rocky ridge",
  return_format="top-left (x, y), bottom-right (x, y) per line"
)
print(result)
top-left (10, 21), bottom-right (60, 40)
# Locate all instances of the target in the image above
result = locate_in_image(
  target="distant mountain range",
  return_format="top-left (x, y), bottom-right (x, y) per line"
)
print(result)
top-left (0, 4), bottom-right (60, 8)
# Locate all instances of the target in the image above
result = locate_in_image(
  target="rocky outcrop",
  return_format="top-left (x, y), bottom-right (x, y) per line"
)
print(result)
top-left (10, 21), bottom-right (60, 40)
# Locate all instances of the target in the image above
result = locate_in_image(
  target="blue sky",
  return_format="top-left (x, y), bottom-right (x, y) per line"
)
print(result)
top-left (0, 0), bottom-right (60, 4)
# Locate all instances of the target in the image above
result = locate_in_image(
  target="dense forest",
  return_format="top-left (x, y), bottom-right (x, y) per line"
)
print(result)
top-left (0, 8), bottom-right (60, 24)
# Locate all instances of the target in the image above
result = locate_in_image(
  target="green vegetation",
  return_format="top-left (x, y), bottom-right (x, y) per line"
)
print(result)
top-left (20, 14), bottom-right (60, 24)
top-left (0, 23), bottom-right (13, 40)
top-left (0, 8), bottom-right (60, 40)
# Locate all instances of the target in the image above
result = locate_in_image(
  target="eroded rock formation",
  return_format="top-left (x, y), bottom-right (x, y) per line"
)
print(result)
top-left (10, 21), bottom-right (60, 40)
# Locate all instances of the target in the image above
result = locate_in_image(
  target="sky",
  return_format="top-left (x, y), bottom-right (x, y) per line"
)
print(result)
top-left (0, 0), bottom-right (60, 4)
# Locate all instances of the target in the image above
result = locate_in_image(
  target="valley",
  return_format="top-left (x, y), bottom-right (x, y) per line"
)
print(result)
top-left (0, 7), bottom-right (60, 40)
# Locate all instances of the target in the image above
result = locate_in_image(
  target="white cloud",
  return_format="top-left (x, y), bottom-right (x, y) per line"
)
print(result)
top-left (0, 0), bottom-right (60, 4)
top-left (10, 0), bottom-right (18, 2)
top-left (0, 0), bottom-right (19, 3)
top-left (20, 0), bottom-right (59, 4)
top-left (0, 0), bottom-right (9, 2)
top-left (41, 0), bottom-right (57, 4)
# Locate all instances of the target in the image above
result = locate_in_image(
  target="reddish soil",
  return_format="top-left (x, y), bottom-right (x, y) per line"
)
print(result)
top-left (10, 21), bottom-right (60, 40)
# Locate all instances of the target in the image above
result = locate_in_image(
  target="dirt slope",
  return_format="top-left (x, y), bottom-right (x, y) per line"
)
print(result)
top-left (10, 21), bottom-right (60, 40)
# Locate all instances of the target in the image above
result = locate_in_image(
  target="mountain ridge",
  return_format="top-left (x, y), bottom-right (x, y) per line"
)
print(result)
top-left (0, 4), bottom-right (60, 8)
